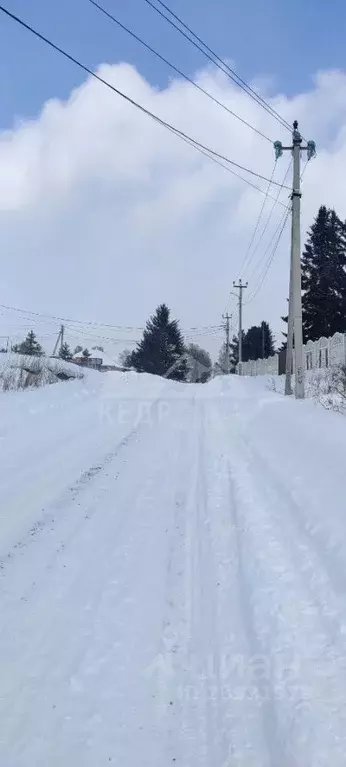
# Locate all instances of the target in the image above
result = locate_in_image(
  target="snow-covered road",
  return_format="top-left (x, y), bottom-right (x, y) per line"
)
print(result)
top-left (1, 372), bottom-right (346, 765)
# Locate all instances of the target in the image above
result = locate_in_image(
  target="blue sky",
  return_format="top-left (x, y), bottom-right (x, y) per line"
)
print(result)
top-left (1, 0), bottom-right (345, 129)
top-left (1, 0), bottom-right (346, 354)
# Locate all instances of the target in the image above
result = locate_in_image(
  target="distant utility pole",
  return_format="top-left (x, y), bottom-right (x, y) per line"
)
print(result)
top-left (233, 279), bottom-right (248, 375)
top-left (261, 320), bottom-right (265, 360)
top-left (274, 122), bottom-right (316, 399)
top-left (52, 324), bottom-right (65, 357)
top-left (222, 312), bottom-right (232, 374)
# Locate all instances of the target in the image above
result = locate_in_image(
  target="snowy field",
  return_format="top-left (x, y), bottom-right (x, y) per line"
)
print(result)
top-left (1, 371), bottom-right (346, 765)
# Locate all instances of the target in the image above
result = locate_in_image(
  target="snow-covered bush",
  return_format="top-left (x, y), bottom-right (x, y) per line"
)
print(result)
top-left (263, 365), bottom-right (346, 414)
top-left (306, 364), bottom-right (346, 414)
top-left (0, 353), bottom-right (84, 392)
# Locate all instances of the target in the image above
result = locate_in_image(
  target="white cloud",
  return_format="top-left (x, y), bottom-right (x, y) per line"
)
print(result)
top-left (1, 62), bottom-right (346, 355)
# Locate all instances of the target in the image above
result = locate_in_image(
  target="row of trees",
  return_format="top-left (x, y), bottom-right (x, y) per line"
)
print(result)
top-left (8, 332), bottom-right (94, 362)
top-left (219, 204), bottom-right (346, 367)
top-left (216, 321), bottom-right (275, 374)
top-left (8, 314), bottom-right (275, 381)
top-left (5, 318), bottom-right (213, 383)
top-left (58, 344), bottom-right (93, 361)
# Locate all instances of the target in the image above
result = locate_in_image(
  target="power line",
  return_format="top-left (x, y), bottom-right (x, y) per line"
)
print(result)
top-left (0, 302), bottom-right (224, 337)
top-left (239, 160), bottom-right (277, 276)
top-left (0, 5), bottom-right (291, 192)
top-left (300, 159), bottom-right (309, 181)
top-left (245, 207), bottom-right (290, 303)
top-left (172, 131), bottom-right (290, 206)
top-left (185, 328), bottom-right (223, 339)
top-left (142, 0), bottom-right (292, 133)
top-left (87, 0), bottom-right (272, 144)
top-left (244, 159), bottom-right (292, 278)
top-left (0, 302), bottom-right (145, 330)
top-left (186, 324), bottom-right (223, 330)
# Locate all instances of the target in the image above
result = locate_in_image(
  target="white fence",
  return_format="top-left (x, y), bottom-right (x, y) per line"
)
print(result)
top-left (239, 332), bottom-right (346, 376)
top-left (240, 354), bottom-right (279, 376)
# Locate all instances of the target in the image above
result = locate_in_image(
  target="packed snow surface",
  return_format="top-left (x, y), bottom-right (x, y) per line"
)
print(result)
top-left (1, 371), bottom-right (346, 766)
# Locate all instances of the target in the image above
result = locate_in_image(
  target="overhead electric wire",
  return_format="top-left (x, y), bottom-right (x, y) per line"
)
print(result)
top-left (185, 328), bottom-right (223, 339)
top-left (0, 302), bottom-right (145, 330)
top-left (244, 159), bottom-right (292, 279)
top-left (151, 0), bottom-right (292, 132)
top-left (87, 0), bottom-right (272, 144)
top-left (0, 303), bottom-right (223, 338)
top-left (0, 5), bottom-right (292, 193)
top-left (142, 0), bottom-right (292, 133)
top-left (300, 159), bottom-right (309, 181)
top-left (171, 131), bottom-right (290, 206)
top-left (245, 207), bottom-right (291, 303)
top-left (239, 160), bottom-right (277, 276)
top-left (251, 204), bottom-right (291, 283)
top-left (186, 324), bottom-right (223, 331)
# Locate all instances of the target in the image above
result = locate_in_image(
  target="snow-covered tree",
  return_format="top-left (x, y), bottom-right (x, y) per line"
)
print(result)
top-left (185, 343), bottom-right (212, 382)
top-left (15, 331), bottom-right (43, 357)
top-left (59, 342), bottom-right (72, 361)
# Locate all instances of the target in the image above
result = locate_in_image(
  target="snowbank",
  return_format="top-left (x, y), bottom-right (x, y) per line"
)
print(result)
top-left (243, 364), bottom-right (346, 415)
top-left (0, 353), bottom-right (85, 392)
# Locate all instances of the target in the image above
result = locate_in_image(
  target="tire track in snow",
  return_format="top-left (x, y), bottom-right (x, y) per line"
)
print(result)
top-left (221, 407), bottom-right (346, 767)
top-left (164, 396), bottom-right (275, 767)
top-left (204, 399), bottom-right (276, 767)
top-left (152, 416), bottom-right (196, 765)
top-left (244, 438), bottom-right (346, 612)
top-left (0, 388), bottom-right (175, 574)
top-left (0, 399), bottom-right (196, 766)
top-left (226, 464), bottom-right (291, 767)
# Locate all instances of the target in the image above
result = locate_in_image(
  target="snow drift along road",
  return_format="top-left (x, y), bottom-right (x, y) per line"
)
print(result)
top-left (1, 371), bottom-right (346, 766)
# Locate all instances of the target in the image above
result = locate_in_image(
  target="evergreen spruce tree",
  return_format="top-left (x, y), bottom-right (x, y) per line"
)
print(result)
top-left (229, 322), bottom-right (274, 367)
top-left (263, 321), bottom-right (275, 357)
top-left (17, 331), bottom-right (43, 356)
top-left (130, 304), bottom-right (187, 380)
top-left (244, 322), bottom-right (275, 359)
top-left (82, 348), bottom-right (91, 359)
top-left (59, 342), bottom-right (72, 361)
top-left (301, 206), bottom-right (346, 340)
top-left (229, 333), bottom-right (240, 370)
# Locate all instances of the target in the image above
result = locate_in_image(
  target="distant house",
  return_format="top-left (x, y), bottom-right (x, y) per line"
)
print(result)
top-left (97, 350), bottom-right (128, 372)
top-left (72, 352), bottom-right (103, 370)
top-left (71, 350), bottom-right (128, 372)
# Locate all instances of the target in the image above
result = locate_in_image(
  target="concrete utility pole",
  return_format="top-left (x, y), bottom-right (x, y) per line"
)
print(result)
top-left (60, 324), bottom-right (65, 355)
top-left (222, 312), bottom-right (232, 374)
top-left (52, 324), bottom-right (64, 357)
top-left (285, 224), bottom-right (294, 396)
top-left (233, 279), bottom-right (248, 375)
top-left (274, 122), bottom-right (316, 399)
